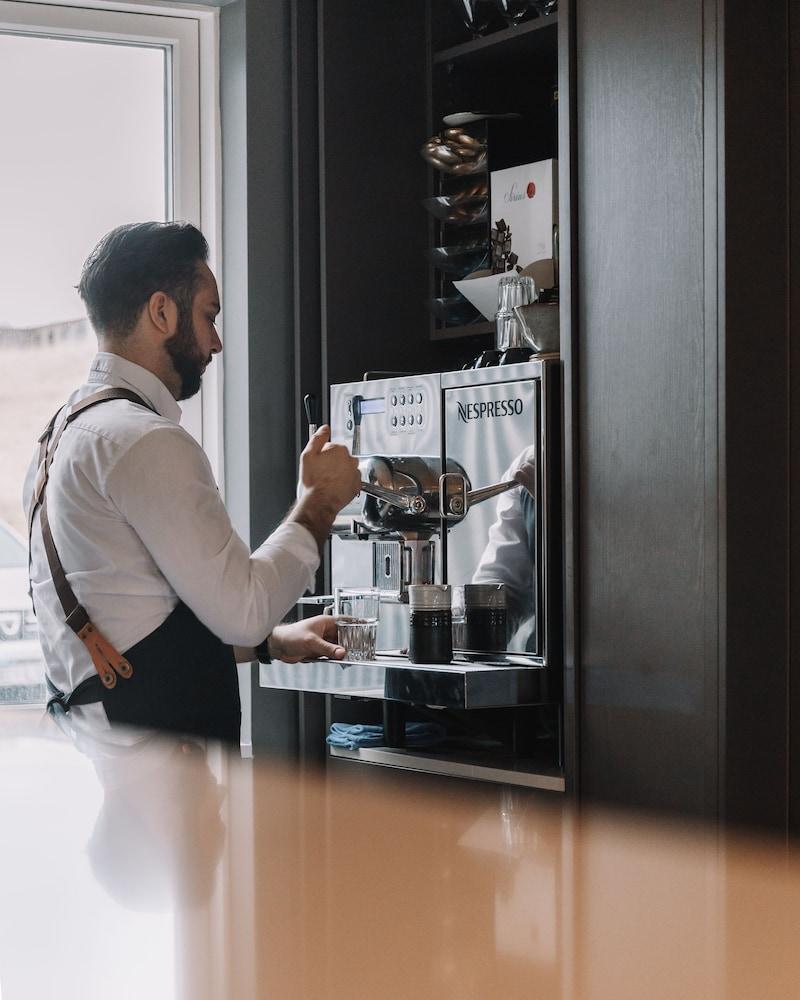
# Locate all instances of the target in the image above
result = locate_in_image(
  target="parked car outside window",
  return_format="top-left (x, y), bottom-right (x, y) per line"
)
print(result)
top-left (0, 520), bottom-right (45, 704)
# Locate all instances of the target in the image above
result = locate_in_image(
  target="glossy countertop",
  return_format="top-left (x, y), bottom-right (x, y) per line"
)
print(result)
top-left (1, 707), bottom-right (799, 999)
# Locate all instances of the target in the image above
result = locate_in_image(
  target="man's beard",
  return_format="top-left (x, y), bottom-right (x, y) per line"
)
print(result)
top-left (165, 304), bottom-right (210, 401)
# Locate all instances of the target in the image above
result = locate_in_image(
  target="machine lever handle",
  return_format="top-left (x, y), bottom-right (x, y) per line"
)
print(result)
top-left (466, 479), bottom-right (520, 507)
top-left (360, 481), bottom-right (424, 512)
top-left (360, 481), bottom-right (410, 510)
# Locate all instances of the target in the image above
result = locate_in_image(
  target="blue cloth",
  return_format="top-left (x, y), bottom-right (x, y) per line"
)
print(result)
top-left (326, 721), bottom-right (447, 750)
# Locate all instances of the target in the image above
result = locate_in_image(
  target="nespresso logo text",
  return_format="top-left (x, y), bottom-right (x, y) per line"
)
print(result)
top-left (457, 398), bottom-right (524, 423)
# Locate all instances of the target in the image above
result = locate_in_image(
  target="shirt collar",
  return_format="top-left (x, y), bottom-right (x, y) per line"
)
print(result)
top-left (87, 353), bottom-right (182, 424)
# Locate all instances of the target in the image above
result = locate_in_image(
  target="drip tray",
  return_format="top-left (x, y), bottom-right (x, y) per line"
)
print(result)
top-left (259, 653), bottom-right (549, 709)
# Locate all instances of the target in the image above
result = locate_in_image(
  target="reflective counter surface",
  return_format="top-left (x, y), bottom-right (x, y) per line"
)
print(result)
top-left (1, 707), bottom-right (799, 999)
top-left (260, 652), bottom-right (549, 708)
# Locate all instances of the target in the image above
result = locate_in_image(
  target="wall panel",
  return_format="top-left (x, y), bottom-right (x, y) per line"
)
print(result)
top-left (575, 0), bottom-right (714, 816)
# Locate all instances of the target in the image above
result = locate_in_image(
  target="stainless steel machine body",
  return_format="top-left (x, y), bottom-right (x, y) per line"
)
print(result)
top-left (328, 359), bottom-right (562, 681)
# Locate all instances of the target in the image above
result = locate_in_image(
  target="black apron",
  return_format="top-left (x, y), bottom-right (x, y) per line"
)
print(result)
top-left (30, 388), bottom-right (242, 745)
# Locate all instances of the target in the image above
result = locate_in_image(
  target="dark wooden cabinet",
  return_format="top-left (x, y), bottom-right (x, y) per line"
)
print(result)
top-left (230, 0), bottom-right (798, 834)
top-left (568, 0), bottom-right (797, 829)
top-left (572, 0), bottom-right (712, 817)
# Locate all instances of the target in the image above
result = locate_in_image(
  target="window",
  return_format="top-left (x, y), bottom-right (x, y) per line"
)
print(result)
top-left (0, 0), bottom-right (220, 705)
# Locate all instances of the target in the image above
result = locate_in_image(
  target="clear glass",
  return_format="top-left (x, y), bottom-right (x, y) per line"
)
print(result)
top-left (0, 34), bottom-right (167, 706)
top-left (495, 0), bottom-right (533, 25)
top-left (451, 0), bottom-right (496, 37)
top-left (495, 275), bottom-right (537, 350)
top-left (335, 588), bottom-right (380, 661)
top-left (451, 585), bottom-right (467, 650)
top-left (497, 274), bottom-right (536, 311)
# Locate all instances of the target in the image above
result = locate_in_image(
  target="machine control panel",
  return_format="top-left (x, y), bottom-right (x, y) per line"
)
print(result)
top-left (331, 373), bottom-right (440, 456)
top-left (341, 388), bottom-right (426, 434)
top-left (386, 385), bottom-right (426, 434)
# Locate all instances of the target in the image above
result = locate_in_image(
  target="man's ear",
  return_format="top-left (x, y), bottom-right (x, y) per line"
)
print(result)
top-left (147, 291), bottom-right (178, 337)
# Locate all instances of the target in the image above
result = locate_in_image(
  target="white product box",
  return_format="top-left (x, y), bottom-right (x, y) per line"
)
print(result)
top-left (453, 159), bottom-right (559, 321)
top-left (490, 158), bottom-right (558, 271)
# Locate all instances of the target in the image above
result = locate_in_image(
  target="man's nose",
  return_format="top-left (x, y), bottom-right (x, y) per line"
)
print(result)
top-left (211, 328), bottom-right (223, 355)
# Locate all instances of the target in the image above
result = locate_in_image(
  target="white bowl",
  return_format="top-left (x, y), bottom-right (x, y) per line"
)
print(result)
top-left (451, 271), bottom-right (509, 321)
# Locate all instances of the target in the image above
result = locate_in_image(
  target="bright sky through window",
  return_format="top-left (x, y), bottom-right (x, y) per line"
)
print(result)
top-left (0, 34), bottom-right (166, 327)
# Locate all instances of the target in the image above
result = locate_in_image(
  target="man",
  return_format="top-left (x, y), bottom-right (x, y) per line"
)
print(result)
top-left (24, 221), bottom-right (360, 753)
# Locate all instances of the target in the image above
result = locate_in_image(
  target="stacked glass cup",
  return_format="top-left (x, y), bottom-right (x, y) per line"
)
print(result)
top-left (495, 274), bottom-right (537, 363)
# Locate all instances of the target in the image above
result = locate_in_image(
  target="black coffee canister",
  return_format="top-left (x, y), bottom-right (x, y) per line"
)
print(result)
top-left (408, 585), bottom-right (452, 664)
top-left (464, 583), bottom-right (507, 652)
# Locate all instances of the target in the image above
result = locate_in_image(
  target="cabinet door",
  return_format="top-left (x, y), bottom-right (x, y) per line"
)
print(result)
top-left (318, 0), bottom-right (437, 386)
top-left (574, 0), bottom-right (713, 816)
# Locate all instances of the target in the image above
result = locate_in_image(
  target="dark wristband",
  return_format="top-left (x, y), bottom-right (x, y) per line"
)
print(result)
top-left (254, 635), bottom-right (272, 663)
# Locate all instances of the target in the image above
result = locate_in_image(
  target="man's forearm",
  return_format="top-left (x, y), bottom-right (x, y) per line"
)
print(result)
top-left (288, 490), bottom-right (339, 552)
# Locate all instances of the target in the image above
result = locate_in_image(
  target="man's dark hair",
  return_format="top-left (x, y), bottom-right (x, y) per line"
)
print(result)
top-left (77, 222), bottom-right (209, 337)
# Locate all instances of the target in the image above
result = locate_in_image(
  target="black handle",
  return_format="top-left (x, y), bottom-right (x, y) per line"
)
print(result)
top-left (303, 393), bottom-right (318, 437)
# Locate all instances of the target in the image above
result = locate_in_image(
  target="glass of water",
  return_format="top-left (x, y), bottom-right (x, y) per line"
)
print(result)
top-left (335, 588), bottom-right (380, 661)
top-left (451, 585), bottom-right (467, 651)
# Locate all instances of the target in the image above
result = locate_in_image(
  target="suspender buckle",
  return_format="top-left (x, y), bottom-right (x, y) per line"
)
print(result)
top-left (76, 621), bottom-right (134, 689)
top-left (65, 605), bottom-right (90, 634)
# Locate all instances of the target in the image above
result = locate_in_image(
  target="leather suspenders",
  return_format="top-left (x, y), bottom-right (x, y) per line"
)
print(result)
top-left (27, 388), bottom-right (157, 691)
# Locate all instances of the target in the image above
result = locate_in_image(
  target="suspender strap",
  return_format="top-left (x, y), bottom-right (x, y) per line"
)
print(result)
top-left (27, 388), bottom-right (152, 538)
top-left (26, 406), bottom-right (63, 600)
top-left (29, 387), bottom-right (157, 691)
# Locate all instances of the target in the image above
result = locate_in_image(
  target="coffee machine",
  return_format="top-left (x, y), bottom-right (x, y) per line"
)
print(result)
top-left (329, 358), bottom-right (562, 682)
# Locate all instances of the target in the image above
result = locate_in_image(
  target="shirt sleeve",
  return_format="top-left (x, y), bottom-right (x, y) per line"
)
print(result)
top-left (471, 450), bottom-right (536, 636)
top-left (106, 424), bottom-right (319, 646)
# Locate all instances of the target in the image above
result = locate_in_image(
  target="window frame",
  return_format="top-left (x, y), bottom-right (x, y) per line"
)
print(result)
top-left (0, 0), bottom-right (224, 488)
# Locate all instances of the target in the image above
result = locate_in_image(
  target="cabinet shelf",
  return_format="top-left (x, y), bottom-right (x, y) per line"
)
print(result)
top-left (330, 746), bottom-right (565, 791)
top-left (434, 15), bottom-right (557, 67)
top-left (430, 320), bottom-right (494, 341)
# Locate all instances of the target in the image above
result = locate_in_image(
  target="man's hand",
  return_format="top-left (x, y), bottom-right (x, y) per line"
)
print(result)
top-left (268, 615), bottom-right (346, 663)
top-left (290, 425), bottom-right (360, 549)
top-left (511, 445), bottom-right (537, 497)
top-left (300, 424), bottom-right (360, 507)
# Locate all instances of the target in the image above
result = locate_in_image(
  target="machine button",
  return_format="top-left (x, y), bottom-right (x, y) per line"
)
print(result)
top-left (347, 399), bottom-right (352, 413)
top-left (346, 419), bottom-right (353, 431)
top-left (400, 416), bottom-right (406, 427)
top-left (391, 395), bottom-right (397, 406)
top-left (400, 394), bottom-right (406, 405)
top-left (417, 393), bottom-right (423, 404)
top-left (391, 416), bottom-right (398, 427)
top-left (408, 414), bottom-right (414, 426)
top-left (417, 413), bottom-right (423, 426)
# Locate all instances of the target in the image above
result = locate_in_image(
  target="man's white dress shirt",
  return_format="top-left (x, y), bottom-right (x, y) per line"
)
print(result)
top-left (471, 447), bottom-right (536, 644)
top-left (24, 353), bottom-right (319, 755)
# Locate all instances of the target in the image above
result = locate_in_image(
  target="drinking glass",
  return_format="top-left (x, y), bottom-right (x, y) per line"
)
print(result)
top-left (496, 275), bottom-right (536, 350)
top-left (335, 588), bottom-right (380, 661)
top-left (495, 0), bottom-right (533, 25)
top-left (451, 0), bottom-right (495, 37)
top-left (451, 586), bottom-right (467, 650)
